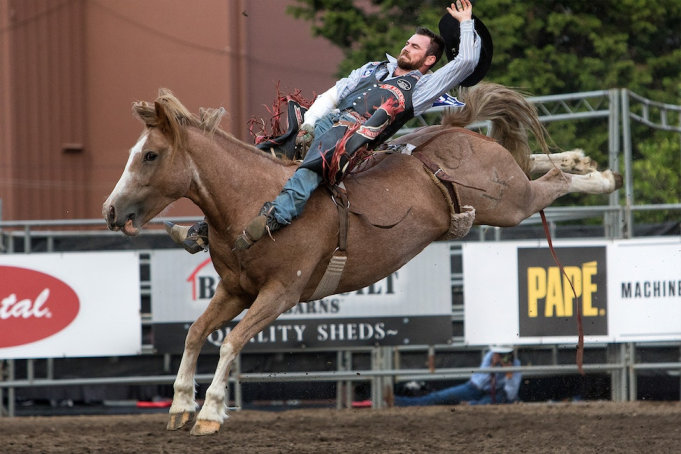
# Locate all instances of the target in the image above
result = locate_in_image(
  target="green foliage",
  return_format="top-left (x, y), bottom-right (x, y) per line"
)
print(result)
top-left (288, 0), bottom-right (681, 222)
top-left (287, 0), bottom-right (448, 77)
top-left (632, 136), bottom-right (681, 224)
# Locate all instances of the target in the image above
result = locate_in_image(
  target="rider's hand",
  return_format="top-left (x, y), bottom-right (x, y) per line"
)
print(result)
top-left (447, 0), bottom-right (473, 23)
top-left (295, 123), bottom-right (315, 157)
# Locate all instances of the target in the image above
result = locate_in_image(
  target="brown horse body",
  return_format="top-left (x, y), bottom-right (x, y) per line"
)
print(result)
top-left (103, 83), bottom-right (621, 435)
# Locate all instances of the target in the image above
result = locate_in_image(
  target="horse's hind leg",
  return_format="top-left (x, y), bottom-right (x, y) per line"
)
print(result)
top-left (477, 166), bottom-right (622, 227)
top-left (493, 167), bottom-right (572, 226)
top-left (191, 281), bottom-right (298, 436)
top-left (568, 169), bottom-right (623, 194)
top-left (530, 149), bottom-right (599, 175)
top-left (515, 166), bottom-right (620, 218)
top-left (167, 284), bottom-right (247, 431)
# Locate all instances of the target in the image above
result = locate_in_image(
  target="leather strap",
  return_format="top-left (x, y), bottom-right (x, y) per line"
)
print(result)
top-left (308, 181), bottom-right (412, 301)
top-left (412, 152), bottom-right (485, 215)
top-left (412, 152), bottom-right (486, 192)
top-left (308, 184), bottom-right (350, 301)
top-left (330, 185), bottom-right (349, 251)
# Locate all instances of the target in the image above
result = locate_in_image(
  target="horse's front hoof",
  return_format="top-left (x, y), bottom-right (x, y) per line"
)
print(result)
top-left (166, 411), bottom-right (195, 431)
top-left (190, 419), bottom-right (221, 436)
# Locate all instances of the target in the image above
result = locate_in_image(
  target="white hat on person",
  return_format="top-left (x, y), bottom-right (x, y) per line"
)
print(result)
top-left (489, 344), bottom-right (514, 353)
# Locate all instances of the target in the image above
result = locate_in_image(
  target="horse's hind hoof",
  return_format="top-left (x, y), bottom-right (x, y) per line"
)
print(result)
top-left (190, 420), bottom-right (221, 436)
top-left (166, 411), bottom-right (195, 431)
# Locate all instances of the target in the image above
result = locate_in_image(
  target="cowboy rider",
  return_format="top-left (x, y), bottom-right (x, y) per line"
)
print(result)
top-left (167, 0), bottom-right (483, 252)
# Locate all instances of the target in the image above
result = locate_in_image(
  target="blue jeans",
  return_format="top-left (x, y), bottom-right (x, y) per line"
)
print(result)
top-left (394, 381), bottom-right (507, 407)
top-left (271, 111), bottom-right (356, 224)
top-left (271, 168), bottom-right (323, 224)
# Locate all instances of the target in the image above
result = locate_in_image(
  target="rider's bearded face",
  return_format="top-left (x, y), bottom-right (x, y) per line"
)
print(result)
top-left (397, 34), bottom-right (431, 72)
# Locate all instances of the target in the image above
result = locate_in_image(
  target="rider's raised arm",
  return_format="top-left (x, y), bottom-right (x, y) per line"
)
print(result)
top-left (411, 19), bottom-right (480, 116)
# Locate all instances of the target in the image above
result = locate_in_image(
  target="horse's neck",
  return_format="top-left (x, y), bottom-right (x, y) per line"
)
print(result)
top-left (185, 130), bottom-right (292, 231)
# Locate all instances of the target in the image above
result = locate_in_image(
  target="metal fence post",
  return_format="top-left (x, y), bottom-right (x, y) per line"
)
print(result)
top-left (336, 351), bottom-right (344, 410)
top-left (47, 358), bottom-right (54, 380)
top-left (607, 344), bottom-right (620, 401)
top-left (627, 343), bottom-right (637, 402)
top-left (607, 89), bottom-right (622, 239)
top-left (371, 347), bottom-right (380, 409)
top-left (23, 225), bottom-right (31, 253)
top-left (620, 89), bottom-right (634, 239)
top-left (0, 360), bottom-right (5, 417)
top-left (8, 360), bottom-right (15, 417)
top-left (233, 353), bottom-right (242, 410)
top-left (619, 343), bottom-right (628, 402)
top-left (370, 346), bottom-right (394, 409)
top-left (344, 351), bottom-right (353, 409)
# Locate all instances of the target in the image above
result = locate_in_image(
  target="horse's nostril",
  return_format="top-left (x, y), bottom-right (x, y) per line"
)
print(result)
top-left (108, 205), bottom-right (116, 222)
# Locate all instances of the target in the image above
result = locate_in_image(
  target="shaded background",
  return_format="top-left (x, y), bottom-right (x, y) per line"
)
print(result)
top-left (0, 0), bottom-right (342, 221)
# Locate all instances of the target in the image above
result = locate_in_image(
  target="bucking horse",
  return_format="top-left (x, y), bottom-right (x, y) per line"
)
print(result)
top-left (103, 82), bottom-right (622, 435)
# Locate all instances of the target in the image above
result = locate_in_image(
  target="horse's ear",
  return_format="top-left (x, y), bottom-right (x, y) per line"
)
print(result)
top-left (154, 101), bottom-right (171, 136)
top-left (132, 101), bottom-right (156, 127)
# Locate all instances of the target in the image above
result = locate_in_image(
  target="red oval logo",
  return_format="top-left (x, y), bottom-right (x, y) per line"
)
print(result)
top-left (0, 266), bottom-right (80, 348)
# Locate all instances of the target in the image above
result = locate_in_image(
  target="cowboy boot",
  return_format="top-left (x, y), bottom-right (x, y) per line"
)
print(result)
top-left (234, 202), bottom-right (282, 250)
top-left (164, 220), bottom-right (209, 254)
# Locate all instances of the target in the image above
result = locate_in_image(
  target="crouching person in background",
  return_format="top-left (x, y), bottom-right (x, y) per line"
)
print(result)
top-left (395, 345), bottom-right (522, 406)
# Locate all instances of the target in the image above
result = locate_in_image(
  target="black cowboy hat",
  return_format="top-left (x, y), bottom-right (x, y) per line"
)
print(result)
top-left (438, 13), bottom-right (493, 87)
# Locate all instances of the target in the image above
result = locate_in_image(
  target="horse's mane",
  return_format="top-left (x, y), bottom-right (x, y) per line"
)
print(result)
top-left (132, 88), bottom-right (292, 165)
top-left (442, 82), bottom-right (553, 175)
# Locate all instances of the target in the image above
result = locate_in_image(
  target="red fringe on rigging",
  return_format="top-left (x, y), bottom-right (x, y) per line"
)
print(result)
top-left (247, 82), bottom-right (313, 145)
top-left (321, 97), bottom-right (405, 185)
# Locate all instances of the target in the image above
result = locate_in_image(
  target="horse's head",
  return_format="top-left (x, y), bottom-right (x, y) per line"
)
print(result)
top-left (103, 89), bottom-right (223, 235)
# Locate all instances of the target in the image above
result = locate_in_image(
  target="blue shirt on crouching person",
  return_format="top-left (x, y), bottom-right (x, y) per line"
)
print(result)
top-left (395, 346), bottom-right (522, 406)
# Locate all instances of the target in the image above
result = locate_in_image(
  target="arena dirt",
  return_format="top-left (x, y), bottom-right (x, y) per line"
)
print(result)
top-left (2, 401), bottom-right (680, 453)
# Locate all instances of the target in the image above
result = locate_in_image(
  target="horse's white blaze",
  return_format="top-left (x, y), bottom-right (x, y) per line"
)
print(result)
top-left (107, 133), bottom-right (147, 202)
top-left (196, 342), bottom-right (236, 423)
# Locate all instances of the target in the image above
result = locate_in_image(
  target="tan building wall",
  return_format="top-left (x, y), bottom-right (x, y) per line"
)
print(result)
top-left (0, 0), bottom-right (342, 221)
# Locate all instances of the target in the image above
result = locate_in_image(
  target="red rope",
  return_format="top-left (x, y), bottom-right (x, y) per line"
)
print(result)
top-left (540, 210), bottom-right (584, 374)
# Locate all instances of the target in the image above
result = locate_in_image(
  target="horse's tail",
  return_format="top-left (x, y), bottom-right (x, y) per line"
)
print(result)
top-left (442, 82), bottom-right (552, 175)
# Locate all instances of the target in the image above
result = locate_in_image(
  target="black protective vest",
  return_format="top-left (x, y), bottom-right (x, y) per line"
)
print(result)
top-left (336, 62), bottom-right (419, 146)
top-left (300, 62), bottom-right (421, 181)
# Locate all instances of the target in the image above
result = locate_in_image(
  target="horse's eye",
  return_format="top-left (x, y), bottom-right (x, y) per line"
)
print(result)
top-left (144, 151), bottom-right (158, 162)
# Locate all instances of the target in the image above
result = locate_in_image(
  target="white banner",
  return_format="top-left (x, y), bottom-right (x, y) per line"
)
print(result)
top-left (150, 242), bottom-right (453, 323)
top-left (0, 252), bottom-right (141, 359)
top-left (609, 238), bottom-right (681, 342)
top-left (463, 237), bottom-right (681, 346)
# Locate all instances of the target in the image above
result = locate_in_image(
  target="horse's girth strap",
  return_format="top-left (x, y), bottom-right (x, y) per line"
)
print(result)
top-left (331, 185), bottom-right (349, 252)
top-left (308, 254), bottom-right (347, 301)
top-left (308, 184), bottom-right (349, 301)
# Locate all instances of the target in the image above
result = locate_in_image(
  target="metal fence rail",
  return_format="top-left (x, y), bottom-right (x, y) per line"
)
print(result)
top-left (2, 88), bottom-right (681, 418)
top-left (3, 342), bottom-right (681, 414)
